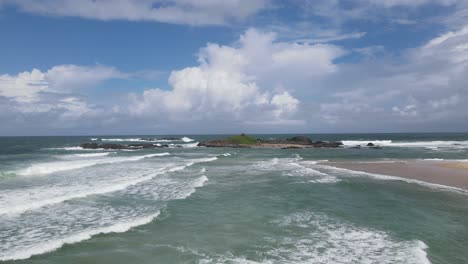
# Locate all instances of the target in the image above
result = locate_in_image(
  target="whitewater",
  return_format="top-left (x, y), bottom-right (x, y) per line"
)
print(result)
top-left (1, 133), bottom-right (468, 263)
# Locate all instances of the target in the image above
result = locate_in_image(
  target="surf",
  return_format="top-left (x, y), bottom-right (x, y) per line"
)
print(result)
top-left (15, 153), bottom-right (170, 176)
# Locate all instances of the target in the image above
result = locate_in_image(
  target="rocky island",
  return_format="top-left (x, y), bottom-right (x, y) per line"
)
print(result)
top-left (78, 134), bottom-right (345, 150)
top-left (198, 134), bottom-right (344, 149)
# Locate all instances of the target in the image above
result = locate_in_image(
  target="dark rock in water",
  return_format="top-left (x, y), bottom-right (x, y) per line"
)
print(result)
top-left (100, 143), bottom-right (128, 149)
top-left (198, 141), bottom-right (252, 148)
top-left (367, 142), bottom-right (375, 147)
top-left (80, 142), bottom-right (172, 150)
top-left (281, 146), bottom-right (303, 149)
top-left (160, 137), bottom-right (180, 140)
top-left (128, 143), bottom-right (157, 149)
top-left (198, 138), bottom-right (255, 148)
top-left (80, 143), bottom-right (128, 149)
top-left (138, 137), bottom-right (180, 141)
top-left (198, 134), bottom-right (343, 149)
top-left (286, 136), bottom-right (312, 144)
top-left (369, 146), bottom-right (383, 149)
top-left (80, 143), bottom-right (99, 149)
top-left (312, 141), bottom-right (343, 148)
top-left (140, 138), bottom-right (155, 141)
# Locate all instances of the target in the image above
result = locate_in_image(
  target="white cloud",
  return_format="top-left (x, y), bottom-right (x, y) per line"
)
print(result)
top-left (297, 0), bottom-right (466, 27)
top-left (0, 64), bottom-right (122, 103)
top-left (0, 64), bottom-right (125, 128)
top-left (366, 0), bottom-right (461, 7)
top-left (314, 23), bottom-right (468, 131)
top-left (2, 21), bottom-right (468, 133)
top-left (3, 0), bottom-right (268, 26)
top-left (271, 92), bottom-right (299, 118)
top-left (129, 28), bottom-right (343, 126)
top-left (0, 69), bottom-right (47, 102)
top-left (45, 64), bottom-right (124, 91)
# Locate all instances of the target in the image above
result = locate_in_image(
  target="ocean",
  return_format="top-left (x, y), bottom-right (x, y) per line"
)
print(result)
top-left (1, 133), bottom-right (468, 264)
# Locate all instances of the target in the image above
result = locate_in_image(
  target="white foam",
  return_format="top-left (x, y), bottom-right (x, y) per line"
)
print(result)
top-left (16, 153), bottom-right (170, 176)
top-left (0, 154), bottom-right (219, 261)
top-left (181, 137), bottom-right (195, 142)
top-left (100, 138), bottom-right (151, 142)
top-left (253, 157), bottom-right (338, 184)
top-left (0, 213), bottom-right (159, 261)
top-left (71, 152), bottom-right (112, 158)
top-left (49, 146), bottom-right (104, 151)
top-left (192, 175), bottom-right (209, 188)
top-left (1, 154), bottom-right (218, 216)
top-left (196, 157), bottom-right (218, 163)
top-left (254, 156), bottom-right (303, 170)
top-left (96, 137), bottom-right (195, 143)
top-left (342, 140), bottom-right (393, 146)
top-left (198, 212), bottom-right (431, 264)
top-left (181, 142), bottom-right (199, 148)
top-left (0, 169), bottom-right (168, 215)
top-left (165, 157), bottom-right (216, 173)
top-left (266, 212), bottom-right (431, 264)
top-left (321, 164), bottom-right (468, 194)
top-left (342, 140), bottom-right (468, 149)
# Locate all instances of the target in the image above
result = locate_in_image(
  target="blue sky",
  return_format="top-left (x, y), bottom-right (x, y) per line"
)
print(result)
top-left (0, 0), bottom-right (467, 135)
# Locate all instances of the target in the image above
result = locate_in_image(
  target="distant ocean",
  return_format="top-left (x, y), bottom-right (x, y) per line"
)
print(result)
top-left (1, 133), bottom-right (468, 264)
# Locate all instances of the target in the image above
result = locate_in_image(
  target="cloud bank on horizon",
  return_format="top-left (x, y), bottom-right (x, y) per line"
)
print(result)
top-left (0, 0), bottom-right (467, 135)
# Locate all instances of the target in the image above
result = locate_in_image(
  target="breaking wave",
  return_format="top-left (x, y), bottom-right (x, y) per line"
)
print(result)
top-left (92, 137), bottom-right (195, 143)
top-left (342, 140), bottom-right (468, 149)
top-left (320, 164), bottom-right (468, 194)
top-left (16, 153), bottom-right (170, 176)
top-left (253, 156), bottom-right (339, 183)
top-left (0, 213), bottom-right (159, 261)
top-left (266, 212), bottom-right (431, 264)
top-left (0, 156), bottom-right (215, 261)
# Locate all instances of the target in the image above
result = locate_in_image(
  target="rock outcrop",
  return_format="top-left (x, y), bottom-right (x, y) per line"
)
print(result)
top-left (198, 135), bottom-right (343, 149)
top-left (79, 134), bottom-right (345, 150)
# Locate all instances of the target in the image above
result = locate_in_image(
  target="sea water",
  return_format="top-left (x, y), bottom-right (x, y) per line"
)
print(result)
top-left (0, 133), bottom-right (467, 264)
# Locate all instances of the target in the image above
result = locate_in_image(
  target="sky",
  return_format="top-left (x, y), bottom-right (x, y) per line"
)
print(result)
top-left (0, 0), bottom-right (467, 136)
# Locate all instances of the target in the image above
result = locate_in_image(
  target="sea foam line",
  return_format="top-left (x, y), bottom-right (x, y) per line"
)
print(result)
top-left (0, 213), bottom-right (159, 261)
top-left (267, 212), bottom-right (431, 264)
top-left (16, 153), bottom-right (170, 176)
top-left (92, 137), bottom-right (195, 143)
top-left (71, 152), bottom-right (113, 158)
top-left (321, 164), bottom-right (468, 194)
top-left (2, 156), bottom-right (217, 216)
top-left (0, 170), bottom-right (167, 216)
top-left (341, 140), bottom-right (468, 149)
top-left (0, 161), bottom-right (215, 260)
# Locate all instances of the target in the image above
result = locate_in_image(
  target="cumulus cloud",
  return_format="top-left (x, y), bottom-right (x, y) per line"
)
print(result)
top-left (0, 69), bottom-right (48, 102)
top-left (128, 28), bottom-right (344, 126)
top-left (0, 65), bottom-right (123, 102)
top-left (0, 64), bottom-right (126, 134)
top-left (2, 20), bottom-right (468, 134)
top-left (2, 0), bottom-right (268, 26)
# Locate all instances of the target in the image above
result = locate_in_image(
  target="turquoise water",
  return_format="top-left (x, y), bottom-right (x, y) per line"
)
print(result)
top-left (1, 134), bottom-right (468, 263)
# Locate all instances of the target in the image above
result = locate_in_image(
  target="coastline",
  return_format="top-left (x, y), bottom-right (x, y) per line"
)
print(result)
top-left (324, 160), bottom-right (468, 190)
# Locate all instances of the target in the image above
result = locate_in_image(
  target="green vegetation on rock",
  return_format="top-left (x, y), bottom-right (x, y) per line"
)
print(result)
top-left (225, 134), bottom-right (257, 145)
